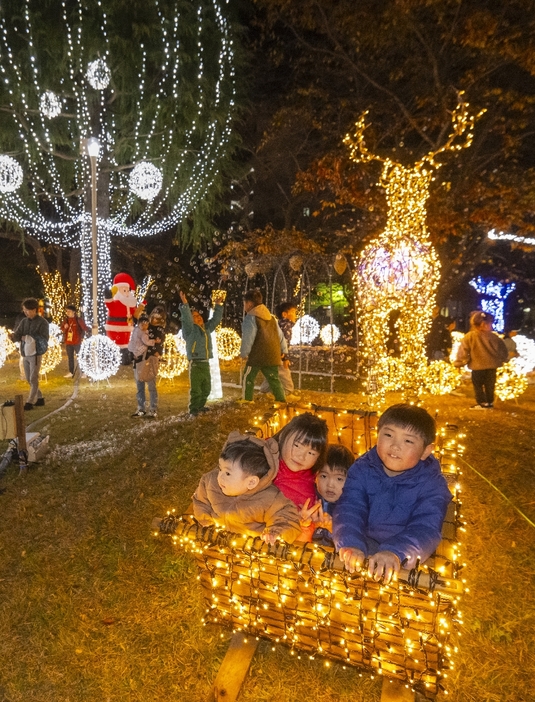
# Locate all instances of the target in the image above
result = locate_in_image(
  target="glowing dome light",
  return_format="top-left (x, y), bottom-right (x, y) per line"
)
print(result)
top-left (425, 360), bottom-right (462, 395)
top-left (40, 331), bottom-right (63, 375)
top-left (78, 334), bottom-right (121, 381)
top-left (40, 90), bottom-right (62, 118)
top-left (0, 155), bottom-right (23, 193)
top-left (319, 324), bottom-right (340, 346)
top-left (159, 333), bottom-right (188, 379)
top-left (86, 58), bottom-right (111, 89)
top-left (216, 327), bottom-right (241, 360)
top-left (129, 162), bottom-right (163, 201)
top-left (496, 362), bottom-right (528, 401)
top-left (511, 334), bottom-right (535, 374)
top-left (290, 315), bottom-right (320, 346)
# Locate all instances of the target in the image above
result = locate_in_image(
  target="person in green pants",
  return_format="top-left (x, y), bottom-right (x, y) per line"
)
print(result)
top-left (240, 289), bottom-right (287, 403)
top-left (179, 291), bottom-right (224, 415)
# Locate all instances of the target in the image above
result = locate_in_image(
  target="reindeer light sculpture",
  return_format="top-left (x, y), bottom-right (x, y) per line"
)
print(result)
top-left (345, 95), bottom-right (483, 402)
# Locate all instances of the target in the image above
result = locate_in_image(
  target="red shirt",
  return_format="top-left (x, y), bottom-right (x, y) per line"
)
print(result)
top-left (273, 459), bottom-right (317, 510)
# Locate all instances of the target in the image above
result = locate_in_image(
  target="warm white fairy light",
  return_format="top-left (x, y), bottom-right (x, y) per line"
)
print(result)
top-left (0, 326), bottom-right (9, 368)
top-left (86, 58), bottom-right (111, 89)
top-left (135, 275), bottom-right (154, 304)
top-left (159, 333), bottom-right (188, 379)
top-left (319, 324), bottom-right (340, 346)
top-left (39, 329), bottom-right (62, 375)
top-left (495, 362), bottom-right (528, 401)
top-left (78, 334), bottom-right (121, 381)
top-left (215, 327), bottom-right (241, 360)
top-left (425, 360), bottom-right (462, 395)
top-left (0, 0), bottom-right (237, 329)
top-left (129, 162), bottom-right (163, 201)
top-left (0, 155), bottom-right (23, 192)
top-left (39, 90), bottom-right (62, 118)
top-left (291, 315), bottom-right (320, 345)
top-left (512, 334), bottom-right (535, 374)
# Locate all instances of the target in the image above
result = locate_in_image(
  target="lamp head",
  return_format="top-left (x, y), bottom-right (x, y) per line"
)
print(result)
top-left (86, 137), bottom-right (100, 158)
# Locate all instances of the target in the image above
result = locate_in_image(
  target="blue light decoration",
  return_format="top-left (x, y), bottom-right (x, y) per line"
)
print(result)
top-left (469, 277), bottom-right (516, 332)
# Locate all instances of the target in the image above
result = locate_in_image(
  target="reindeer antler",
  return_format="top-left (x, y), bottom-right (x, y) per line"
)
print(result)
top-left (343, 111), bottom-right (388, 165)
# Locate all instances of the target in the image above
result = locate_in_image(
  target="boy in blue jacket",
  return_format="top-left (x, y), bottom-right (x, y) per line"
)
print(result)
top-left (333, 404), bottom-right (451, 584)
top-left (179, 291), bottom-right (223, 415)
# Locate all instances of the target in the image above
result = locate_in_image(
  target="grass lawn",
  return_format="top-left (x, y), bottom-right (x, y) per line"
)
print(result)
top-left (0, 355), bottom-right (534, 701)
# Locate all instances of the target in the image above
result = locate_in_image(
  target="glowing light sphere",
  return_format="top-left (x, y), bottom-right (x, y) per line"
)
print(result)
top-left (425, 360), bottom-right (462, 395)
top-left (512, 334), bottom-right (535, 374)
top-left (129, 162), bottom-right (163, 201)
top-left (0, 327), bottom-right (9, 368)
top-left (319, 324), bottom-right (340, 346)
top-left (495, 362), bottom-right (528, 401)
top-left (78, 334), bottom-right (121, 381)
top-left (290, 315), bottom-right (320, 345)
top-left (0, 155), bottom-right (23, 193)
top-left (40, 90), bottom-right (62, 118)
top-left (86, 58), bottom-right (111, 89)
top-left (39, 332), bottom-right (63, 375)
top-left (215, 327), bottom-right (241, 361)
top-left (159, 333), bottom-right (188, 379)
top-left (0, 327), bottom-right (17, 365)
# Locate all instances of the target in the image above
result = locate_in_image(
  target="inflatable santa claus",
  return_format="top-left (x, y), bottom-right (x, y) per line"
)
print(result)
top-left (104, 273), bottom-right (145, 363)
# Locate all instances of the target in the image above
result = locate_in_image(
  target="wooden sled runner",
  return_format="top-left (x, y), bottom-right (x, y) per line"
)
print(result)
top-left (158, 405), bottom-right (464, 701)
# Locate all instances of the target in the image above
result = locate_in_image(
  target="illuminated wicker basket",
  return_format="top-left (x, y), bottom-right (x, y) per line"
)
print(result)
top-left (162, 407), bottom-right (464, 697)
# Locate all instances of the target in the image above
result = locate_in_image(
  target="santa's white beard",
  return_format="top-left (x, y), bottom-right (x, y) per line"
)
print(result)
top-left (114, 290), bottom-right (138, 308)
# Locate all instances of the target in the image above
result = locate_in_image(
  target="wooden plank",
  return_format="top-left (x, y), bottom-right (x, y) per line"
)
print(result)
top-left (380, 677), bottom-right (416, 702)
top-left (14, 395), bottom-right (27, 453)
top-left (211, 632), bottom-right (259, 702)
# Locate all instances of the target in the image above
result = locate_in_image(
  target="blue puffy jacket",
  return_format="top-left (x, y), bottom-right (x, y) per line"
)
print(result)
top-left (333, 446), bottom-right (451, 568)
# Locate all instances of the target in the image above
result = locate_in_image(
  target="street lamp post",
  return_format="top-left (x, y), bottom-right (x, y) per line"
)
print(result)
top-left (86, 137), bottom-right (100, 335)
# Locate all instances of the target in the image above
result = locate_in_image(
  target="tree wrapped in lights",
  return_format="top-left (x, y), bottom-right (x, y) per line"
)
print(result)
top-left (346, 95), bottom-right (482, 401)
top-left (0, 0), bottom-right (236, 329)
top-left (469, 277), bottom-right (516, 333)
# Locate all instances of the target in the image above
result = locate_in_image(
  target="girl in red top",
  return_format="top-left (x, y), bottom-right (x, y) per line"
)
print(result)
top-left (61, 305), bottom-right (89, 377)
top-left (273, 413), bottom-right (328, 513)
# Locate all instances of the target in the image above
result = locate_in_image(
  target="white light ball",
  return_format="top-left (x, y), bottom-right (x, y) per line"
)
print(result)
top-left (319, 323), bottom-right (340, 346)
top-left (129, 162), bottom-right (163, 201)
top-left (216, 327), bottom-right (241, 360)
top-left (512, 334), bottom-right (535, 374)
top-left (40, 90), bottom-right (62, 118)
top-left (290, 314), bottom-right (320, 345)
top-left (86, 58), bottom-right (111, 90)
top-left (78, 334), bottom-right (121, 381)
top-left (0, 155), bottom-right (23, 193)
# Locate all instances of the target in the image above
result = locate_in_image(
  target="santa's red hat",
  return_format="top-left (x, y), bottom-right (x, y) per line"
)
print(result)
top-left (113, 272), bottom-right (136, 290)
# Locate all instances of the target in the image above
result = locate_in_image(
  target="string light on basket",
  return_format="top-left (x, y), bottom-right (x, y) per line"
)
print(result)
top-left (39, 90), bottom-right (62, 118)
top-left (129, 162), bottom-right (163, 201)
top-left (291, 315), bottom-right (320, 345)
top-left (86, 58), bottom-right (111, 89)
top-left (0, 155), bottom-right (23, 193)
top-left (319, 324), bottom-right (340, 346)
top-left (216, 327), bottom-right (241, 360)
top-left (78, 334), bottom-right (121, 381)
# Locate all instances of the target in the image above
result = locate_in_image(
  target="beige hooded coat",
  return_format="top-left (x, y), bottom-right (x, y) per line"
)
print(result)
top-left (192, 431), bottom-right (301, 543)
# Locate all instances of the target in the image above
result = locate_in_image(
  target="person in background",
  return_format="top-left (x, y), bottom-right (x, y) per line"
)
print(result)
top-left (240, 288), bottom-right (288, 403)
top-left (128, 313), bottom-right (160, 418)
top-left (179, 290), bottom-right (223, 416)
top-left (502, 328), bottom-right (520, 360)
top-left (10, 297), bottom-right (49, 410)
top-left (259, 301), bottom-right (299, 400)
top-left (61, 305), bottom-right (89, 378)
top-left (454, 310), bottom-right (508, 410)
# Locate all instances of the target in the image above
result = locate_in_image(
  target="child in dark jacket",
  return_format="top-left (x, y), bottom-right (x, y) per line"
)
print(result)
top-left (193, 432), bottom-right (301, 544)
top-left (333, 404), bottom-right (451, 584)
